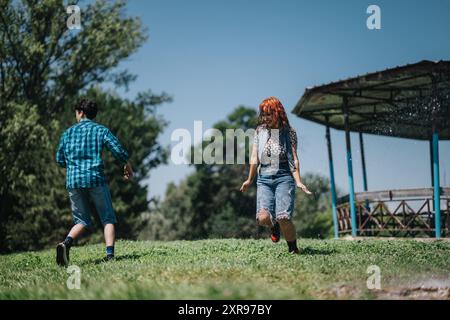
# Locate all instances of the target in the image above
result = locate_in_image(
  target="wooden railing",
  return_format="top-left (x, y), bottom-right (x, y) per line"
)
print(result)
top-left (336, 188), bottom-right (450, 237)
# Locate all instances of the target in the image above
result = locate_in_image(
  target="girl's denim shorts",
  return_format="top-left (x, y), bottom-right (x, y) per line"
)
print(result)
top-left (256, 167), bottom-right (296, 221)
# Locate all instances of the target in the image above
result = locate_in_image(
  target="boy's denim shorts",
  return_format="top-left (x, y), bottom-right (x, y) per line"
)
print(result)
top-left (68, 184), bottom-right (117, 227)
top-left (256, 168), bottom-right (296, 221)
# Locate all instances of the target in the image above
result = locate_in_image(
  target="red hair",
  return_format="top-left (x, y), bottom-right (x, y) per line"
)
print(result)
top-left (257, 96), bottom-right (290, 129)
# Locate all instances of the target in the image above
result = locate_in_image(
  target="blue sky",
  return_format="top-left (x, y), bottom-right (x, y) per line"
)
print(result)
top-left (109, 0), bottom-right (450, 199)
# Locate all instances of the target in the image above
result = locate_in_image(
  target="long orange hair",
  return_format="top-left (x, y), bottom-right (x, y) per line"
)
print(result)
top-left (257, 96), bottom-right (290, 129)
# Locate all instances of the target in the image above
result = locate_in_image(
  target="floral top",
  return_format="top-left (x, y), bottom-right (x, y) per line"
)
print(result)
top-left (253, 125), bottom-right (298, 165)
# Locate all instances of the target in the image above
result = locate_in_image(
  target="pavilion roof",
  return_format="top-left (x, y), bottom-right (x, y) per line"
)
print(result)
top-left (292, 60), bottom-right (450, 140)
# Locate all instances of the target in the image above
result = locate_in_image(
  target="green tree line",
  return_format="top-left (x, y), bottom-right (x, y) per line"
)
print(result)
top-left (141, 106), bottom-right (337, 241)
top-left (1, 0), bottom-right (336, 253)
top-left (0, 0), bottom-right (170, 252)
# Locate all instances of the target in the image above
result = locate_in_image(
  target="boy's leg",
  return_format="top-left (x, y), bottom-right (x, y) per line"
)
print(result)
top-left (67, 223), bottom-right (85, 240)
top-left (89, 185), bottom-right (117, 259)
top-left (57, 189), bottom-right (92, 266)
top-left (61, 223), bottom-right (86, 248)
top-left (104, 223), bottom-right (115, 258)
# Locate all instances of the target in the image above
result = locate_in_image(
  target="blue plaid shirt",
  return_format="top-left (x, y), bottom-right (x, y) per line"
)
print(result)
top-left (56, 118), bottom-right (129, 189)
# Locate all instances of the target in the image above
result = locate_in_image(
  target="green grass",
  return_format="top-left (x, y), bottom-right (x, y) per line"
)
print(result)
top-left (1, 238), bottom-right (449, 299)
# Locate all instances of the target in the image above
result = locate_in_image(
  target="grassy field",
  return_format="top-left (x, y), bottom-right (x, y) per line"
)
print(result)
top-left (1, 238), bottom-right (450, 299)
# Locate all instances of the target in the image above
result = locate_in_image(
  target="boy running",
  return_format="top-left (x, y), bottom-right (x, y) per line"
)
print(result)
top-left (56, 98), bottom-right (133, 266)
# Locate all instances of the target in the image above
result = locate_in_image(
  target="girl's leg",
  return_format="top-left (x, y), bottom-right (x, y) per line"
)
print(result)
top-left (278, 219), bottom-right (296, 242)
top-left (278, 219), bottom-right (299, 253)
top-left (256, 176), bottom-right (275, 228)
top-left (256, 208), bottom-right (273, 227)
top-left (256, 175), bottom-right (282, 242)
top-left (275, 175), bottom-right (299, 253)
top-left (258, 206), bottom-right (282, 243)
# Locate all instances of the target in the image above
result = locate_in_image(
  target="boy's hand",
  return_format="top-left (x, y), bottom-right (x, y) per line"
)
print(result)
top-left (124, 163), bottom-right (133, 180)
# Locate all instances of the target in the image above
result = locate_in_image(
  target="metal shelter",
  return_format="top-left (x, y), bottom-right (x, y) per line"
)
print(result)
top-left (292, 60), bottom-right (450, 238)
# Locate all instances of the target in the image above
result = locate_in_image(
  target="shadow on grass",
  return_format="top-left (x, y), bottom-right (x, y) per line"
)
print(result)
top-left (300, 246), bottom-right (336, 255)
top-left (80, 253), bottom-right (150, 266)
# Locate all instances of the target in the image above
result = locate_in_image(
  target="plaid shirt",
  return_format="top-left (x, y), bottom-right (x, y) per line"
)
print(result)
top-left (56, 118), bottom-right (129, 189)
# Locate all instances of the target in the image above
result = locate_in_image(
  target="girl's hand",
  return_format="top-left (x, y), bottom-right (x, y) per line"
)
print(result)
top-left (240, 179), bottom-right (252, 193)
top-left (296, 182), bottom-right (312, 195)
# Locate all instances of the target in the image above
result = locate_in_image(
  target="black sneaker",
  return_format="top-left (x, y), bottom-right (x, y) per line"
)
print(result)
top-left (105, 254), bottom-right (114, 261)
top-left (56, 242), bottom-right (70, 266)
top-left (287, 240), bottom-right (300, 254)
top-left (270, 222), bottom-right (281, 243)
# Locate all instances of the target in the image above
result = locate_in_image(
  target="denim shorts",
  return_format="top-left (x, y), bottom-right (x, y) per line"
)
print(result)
top-left (256, 168), bottom-right (296, 221)
top-left (68, 184), bottom-right (117, 227)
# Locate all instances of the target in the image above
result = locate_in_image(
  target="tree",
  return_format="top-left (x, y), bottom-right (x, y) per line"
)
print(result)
top-left (143, 106), bottom-right (258, 240)
top-left (143, 181), bottom-right (195, 241)
top-left (148, 106), bottom-right (337, 241)
top-left (293, 173), bottom-right (337, 239)
top-left (0, 102), bottom-right (67, 251)
top-left (0, 0), bottom-right (169, 252)
top-left (187, 106), bottom-right (259, 239)
top-left (0, 0), bottom-right (146, 116)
